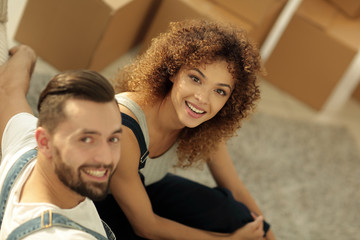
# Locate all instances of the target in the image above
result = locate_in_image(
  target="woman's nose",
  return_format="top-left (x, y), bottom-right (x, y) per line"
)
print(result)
top-left (195, 89), bottom-right (209, 104)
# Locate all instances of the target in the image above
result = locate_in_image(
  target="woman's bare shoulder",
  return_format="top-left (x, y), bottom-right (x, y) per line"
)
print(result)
top-left (117, 92), bottom-right (142, 121)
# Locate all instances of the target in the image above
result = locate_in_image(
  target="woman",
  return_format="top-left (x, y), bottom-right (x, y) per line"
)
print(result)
top-left (95, 19), bottom-right (275, 240)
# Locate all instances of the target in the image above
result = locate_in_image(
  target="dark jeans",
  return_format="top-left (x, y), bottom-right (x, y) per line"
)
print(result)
top-left (95, 173), bottom-right (270, 239)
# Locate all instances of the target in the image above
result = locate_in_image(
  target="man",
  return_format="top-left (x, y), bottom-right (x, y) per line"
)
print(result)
top-left (0, 45), bottom-right (122, 239)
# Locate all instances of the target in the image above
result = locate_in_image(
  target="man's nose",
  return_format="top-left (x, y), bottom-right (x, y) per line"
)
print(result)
top-left (93, 141), bottom-right (113, 165)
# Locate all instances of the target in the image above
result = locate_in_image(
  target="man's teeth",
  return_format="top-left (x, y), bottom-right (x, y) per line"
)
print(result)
top-left (187, 102), bottom-right (205, 114)
top-left (84, 169), bottom-right (106, 177)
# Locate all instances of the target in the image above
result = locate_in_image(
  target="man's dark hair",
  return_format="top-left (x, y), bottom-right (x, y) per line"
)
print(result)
top-left (37, 70), bottom-right (116, 133)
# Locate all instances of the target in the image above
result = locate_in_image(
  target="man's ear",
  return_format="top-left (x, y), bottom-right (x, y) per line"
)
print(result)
top-left (35, 127), bottom-right (52, 158)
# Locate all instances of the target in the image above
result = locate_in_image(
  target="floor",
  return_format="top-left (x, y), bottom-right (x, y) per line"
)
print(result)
top-left (7, 0), bottom-right (360, 151)
top-left (257, 78), bottom-right (360, 150)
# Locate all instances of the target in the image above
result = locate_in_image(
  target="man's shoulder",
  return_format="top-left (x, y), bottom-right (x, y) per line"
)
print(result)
top-left (1, 112), bottom-right (37, 157)
top-left (3, 203), bottom-right (103, 240)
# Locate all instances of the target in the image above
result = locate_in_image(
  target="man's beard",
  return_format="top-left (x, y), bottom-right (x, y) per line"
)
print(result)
top-left (53, 147), bottom-right (114, 201)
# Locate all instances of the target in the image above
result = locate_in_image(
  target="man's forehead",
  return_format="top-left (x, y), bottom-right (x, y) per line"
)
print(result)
top-left (59, 99), bottom-right (122, 135)
top-left (63, 99), bottom-right (117, 117)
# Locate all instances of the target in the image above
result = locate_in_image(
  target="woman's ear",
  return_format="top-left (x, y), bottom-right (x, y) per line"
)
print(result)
top-left (35, 127), bottom-right (52, 158)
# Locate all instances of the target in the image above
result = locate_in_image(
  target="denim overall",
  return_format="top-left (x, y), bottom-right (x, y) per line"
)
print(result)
top-left (0, 148), bottom-right (116, 240)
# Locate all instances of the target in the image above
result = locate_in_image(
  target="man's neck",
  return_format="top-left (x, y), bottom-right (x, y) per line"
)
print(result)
top-left (20, 155), bottom-right (85, 209)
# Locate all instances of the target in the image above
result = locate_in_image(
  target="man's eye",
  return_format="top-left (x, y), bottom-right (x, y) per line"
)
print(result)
top-left (81, 137), bottom-right (92, 143)
top-left (109, 137), bottom-right (120, 143)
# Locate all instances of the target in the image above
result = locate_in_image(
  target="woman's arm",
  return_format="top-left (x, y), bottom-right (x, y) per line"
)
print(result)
top-left (110, 125), bottom-right (264, 240)
top-left (207, 141), bottom-right (276, 240)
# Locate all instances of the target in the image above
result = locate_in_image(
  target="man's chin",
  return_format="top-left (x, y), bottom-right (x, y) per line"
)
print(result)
top-left (72, 183), bottom-right (109, 201)
top-left (86, 193), bottom-right (107, 201)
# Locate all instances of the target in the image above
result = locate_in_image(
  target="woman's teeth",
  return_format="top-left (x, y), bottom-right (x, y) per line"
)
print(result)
top-left (186, 102), bottom-right (205, 114)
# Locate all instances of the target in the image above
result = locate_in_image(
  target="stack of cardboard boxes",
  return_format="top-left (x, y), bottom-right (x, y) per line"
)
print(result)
top-left (15, 0), bottom-right (286, 71)
top-left (264, 0), bottom-right (360, 109)
top-left (140, 0), bottom-right (287, 53)
top-left (15, 0), bottom-right (360, 106)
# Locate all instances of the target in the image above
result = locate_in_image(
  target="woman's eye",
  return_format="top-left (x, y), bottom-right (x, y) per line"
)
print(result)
top-left (190, 75), bottom-right (200, 83)
top-left (215, 89), bottom-right (226, 96)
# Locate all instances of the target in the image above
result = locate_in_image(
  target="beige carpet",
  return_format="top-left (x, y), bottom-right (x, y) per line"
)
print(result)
top-left (173, 112), bottom-right (360, 240)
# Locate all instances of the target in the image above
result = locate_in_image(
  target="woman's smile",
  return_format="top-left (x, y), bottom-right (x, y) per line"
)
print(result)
top-left (185, 101), bottom-right (206, 116)
top-left (170, 60), bottom-right (234, 128)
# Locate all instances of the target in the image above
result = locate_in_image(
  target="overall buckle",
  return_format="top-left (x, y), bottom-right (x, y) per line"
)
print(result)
top-left (41, 209), bottom-right (53, 228)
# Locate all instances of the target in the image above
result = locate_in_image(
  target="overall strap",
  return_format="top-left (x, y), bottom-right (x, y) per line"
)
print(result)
top-left (6, 210), bottom-right (115, 240)
top-left (101, 220), bottom-right (116, 240)
top-left (121, 112), bottom-right (149, 169)
top-left (0, 148), bottom-right (37, 228)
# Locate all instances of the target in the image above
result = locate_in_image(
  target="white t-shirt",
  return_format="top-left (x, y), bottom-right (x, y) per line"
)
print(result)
top-left (0, 113), bottom-right (108, 239)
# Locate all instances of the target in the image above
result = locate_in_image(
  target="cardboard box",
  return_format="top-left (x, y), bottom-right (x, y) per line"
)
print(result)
top-left (264, 0), bottom-right (360, 110)
top-left (353, 83), bottom-right (360, 102)
top-left (326, 0), bottom-right (360, 18)
top-left (15, 0), bottom-right (158, 71)
top-left (210, 0), bottom-right (287, 44)
top-left (140, 0), bottom-right (286, 53)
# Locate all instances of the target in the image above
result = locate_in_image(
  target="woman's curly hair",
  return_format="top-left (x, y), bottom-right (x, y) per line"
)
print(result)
top-left (114, 19), bottom-right (263, 167)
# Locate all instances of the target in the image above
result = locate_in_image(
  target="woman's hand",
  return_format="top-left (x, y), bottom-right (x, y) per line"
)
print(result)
top-left (264, 229), bottom-right (276, 240)
top-left (230, 214), bottom-right (265, 240)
